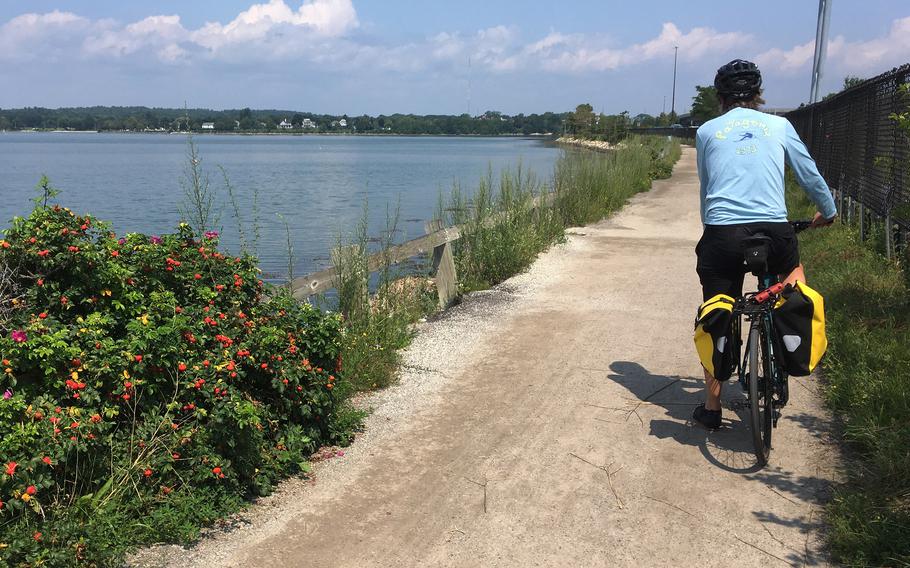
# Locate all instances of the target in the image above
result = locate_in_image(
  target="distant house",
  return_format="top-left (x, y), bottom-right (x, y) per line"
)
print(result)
top-left (338, 118), bottom-right (348, 128)
top-left (201, 122), bottom-right (215, 130)
top-left (301, 118), bottom-right (317, 129)
top-left (278, 119), bottom-right (293, 129)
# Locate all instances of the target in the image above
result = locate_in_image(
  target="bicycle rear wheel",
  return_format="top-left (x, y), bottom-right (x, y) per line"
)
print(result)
top-left (748, 324), bottom-right (773, 465)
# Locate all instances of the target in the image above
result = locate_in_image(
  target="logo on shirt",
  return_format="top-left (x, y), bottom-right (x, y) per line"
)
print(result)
top-left (737, 132), bottom-right (754, 142)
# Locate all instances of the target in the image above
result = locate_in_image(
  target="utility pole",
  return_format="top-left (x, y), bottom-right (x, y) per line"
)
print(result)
top-left (809, 0), bottom-right (832, 103)
top-left (671, 46), bottom-right (679, 118)
top-left (467, 56), bottom-right (472, 116)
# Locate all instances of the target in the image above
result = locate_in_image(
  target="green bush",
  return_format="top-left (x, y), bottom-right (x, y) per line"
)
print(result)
top-left (0, 201), bottom-right (345, 566)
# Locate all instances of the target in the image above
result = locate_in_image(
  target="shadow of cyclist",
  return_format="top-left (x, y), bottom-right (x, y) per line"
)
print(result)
top-left (606, 360), bottom-right (765, 474)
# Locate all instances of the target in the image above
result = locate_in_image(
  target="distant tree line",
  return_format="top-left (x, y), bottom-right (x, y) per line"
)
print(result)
top-left (0, 106), bottom-right (570, 136)
top-left (564, 104), bottom-right (681, 144)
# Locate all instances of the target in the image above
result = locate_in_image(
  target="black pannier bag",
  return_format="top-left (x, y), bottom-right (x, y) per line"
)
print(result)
top-left (772, 281), bottom-right (827, 376)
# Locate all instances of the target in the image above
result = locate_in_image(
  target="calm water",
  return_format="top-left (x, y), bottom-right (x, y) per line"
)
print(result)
top-left (0, 132), bottom-right (559, 279)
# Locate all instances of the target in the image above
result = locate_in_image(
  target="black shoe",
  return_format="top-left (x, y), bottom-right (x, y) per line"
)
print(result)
top-left (692, 404), bottom-right (722, 430)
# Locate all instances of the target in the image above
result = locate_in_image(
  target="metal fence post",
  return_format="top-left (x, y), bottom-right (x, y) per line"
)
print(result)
top-left (425, 220), bottom-right (458, 308)
top-left (885, 213), bottom-right (893, 260)
top-left (838, 184), bottom-right (845, 222)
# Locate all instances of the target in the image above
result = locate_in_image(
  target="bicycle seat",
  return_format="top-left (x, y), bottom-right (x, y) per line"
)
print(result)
top-left (742, 234), bottom-right (772, 276)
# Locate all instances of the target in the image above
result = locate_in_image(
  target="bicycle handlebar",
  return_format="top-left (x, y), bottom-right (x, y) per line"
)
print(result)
top-left (790, 220), bottom-right (813, 233)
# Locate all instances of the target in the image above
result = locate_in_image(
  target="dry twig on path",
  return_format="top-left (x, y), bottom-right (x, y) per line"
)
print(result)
top-left (734, 534), bottom-right (798, 567)
top-left (463, 477), bottom-right (488, 513)
top-left (766, 486), bottom-right (802, 508)
top-left (643, 495), bottom-right (697, 519)
top-left (568, 453), bottom-right (625, 509)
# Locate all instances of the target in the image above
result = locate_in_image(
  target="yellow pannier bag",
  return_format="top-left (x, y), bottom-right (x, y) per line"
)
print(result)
top-left (694, 294), bottom-right (736, 381)
top-left (773, 281), bottom-right (827, 376)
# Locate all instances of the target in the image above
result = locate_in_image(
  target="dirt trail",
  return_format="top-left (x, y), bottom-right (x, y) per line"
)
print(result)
top-left (160, 148), bottom-right (840, 567)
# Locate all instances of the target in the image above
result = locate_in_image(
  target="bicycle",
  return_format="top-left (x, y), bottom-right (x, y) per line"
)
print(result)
top-left (731, 220), bottom-right (813, 466)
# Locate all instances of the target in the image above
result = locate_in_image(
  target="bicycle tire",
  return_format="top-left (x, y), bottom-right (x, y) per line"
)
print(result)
top-left (748, 324), bottom-right (773, 465)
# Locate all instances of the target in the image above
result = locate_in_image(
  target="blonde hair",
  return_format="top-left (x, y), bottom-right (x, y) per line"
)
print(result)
top-left (720, 90), bottom-right (765, 112)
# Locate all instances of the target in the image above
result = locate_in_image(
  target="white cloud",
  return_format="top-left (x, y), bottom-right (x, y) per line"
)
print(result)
top-left (83, 15), bottom-right (189, 60)
top-left (754, 39), bottom-right (816, 72)
top-left (755, 16), bottom-right (910, 75)
top-left (44, 0), bottom-right (358, 63)
top-left (0, 7), bottom-right (749, 74)
top-left (192, 0), bottom-right (357, 51)
top-left (534, 23), bottom-right (752, 73)
top-left (0, 10), bottom-right (93, 61)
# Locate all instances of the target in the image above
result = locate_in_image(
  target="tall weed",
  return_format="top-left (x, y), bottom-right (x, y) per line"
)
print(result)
top-left (438, 165), bottom-right (563, 291)
top-left (331, 204), bottom-right (435, 392)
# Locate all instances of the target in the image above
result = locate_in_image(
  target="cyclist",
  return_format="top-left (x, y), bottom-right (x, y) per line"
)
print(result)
top-left (692, 59), bottom-right (837, 429)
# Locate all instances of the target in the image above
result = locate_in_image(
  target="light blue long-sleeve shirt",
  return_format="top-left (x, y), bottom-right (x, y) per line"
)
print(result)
top-left (695, 107), bottom-right (837, 225)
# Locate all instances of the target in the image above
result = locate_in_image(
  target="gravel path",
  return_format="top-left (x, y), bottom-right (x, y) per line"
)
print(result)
top-left (132, 147), bottom-right (841, 567)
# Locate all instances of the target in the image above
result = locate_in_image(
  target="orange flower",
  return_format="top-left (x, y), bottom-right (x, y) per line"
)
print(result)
top-left (178, 363), bottom-right (187, 372)
top-left (38, 312), bottom-right (48, 319)
top-left (110, 250), bottom-right (119, 257)
top-left (33, 532), bottom-right (42, 541)
top-left (42, 456), bottom-right (52, 465)
top-left (5, 462), bottom-right (16, 476)
top-left (25, 485), bottom-right (36, 495)
top-left (143, 468), bottom-right (152, 478)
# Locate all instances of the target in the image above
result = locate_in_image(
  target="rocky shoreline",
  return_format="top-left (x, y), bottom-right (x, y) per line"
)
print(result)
top-left (555, 136), bottom-right (614, 152)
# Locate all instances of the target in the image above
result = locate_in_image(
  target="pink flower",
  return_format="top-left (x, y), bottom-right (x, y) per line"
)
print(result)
top-left (10, 330), bottom-right (26, 343)
top-left (204, 231), bottom-right (219, 239)
top-left (2, 389), bottom-right (11, 400)
top-left (150, 235), bottom-right (162, 244)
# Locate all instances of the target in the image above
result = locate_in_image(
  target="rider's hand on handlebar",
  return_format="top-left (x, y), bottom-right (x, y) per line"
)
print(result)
top-left (810, 211), bottom-right (836, 229)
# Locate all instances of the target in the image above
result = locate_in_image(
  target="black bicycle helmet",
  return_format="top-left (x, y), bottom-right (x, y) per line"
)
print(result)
top-left (714, 59), bottom-right (762, 100)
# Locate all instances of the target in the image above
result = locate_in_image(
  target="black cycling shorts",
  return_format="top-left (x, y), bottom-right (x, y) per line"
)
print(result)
top-left (695, 222), bottom-right (799, 301)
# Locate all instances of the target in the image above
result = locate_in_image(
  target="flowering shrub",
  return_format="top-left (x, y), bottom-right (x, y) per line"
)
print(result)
top-left (0, 202), bottom-right (344, 565)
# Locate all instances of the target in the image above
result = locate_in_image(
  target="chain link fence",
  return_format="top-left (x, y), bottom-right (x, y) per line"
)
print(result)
top-left (629, 126), bottom-right (696, 140)
top-left (786, 64), bottom-right (910, 254)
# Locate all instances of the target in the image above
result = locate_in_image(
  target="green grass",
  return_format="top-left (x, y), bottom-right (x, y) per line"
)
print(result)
top-left (331, 135), bottom-right (681, 394)
top-left (787, 178), bottom-right (910, 566)
top-left (554, 135), bottom-right (679, 227)
top-left (438, 164), bottom-right (564, 292)
top-left (439, 136), bottom-right (681, 292)
top-left (330, 205), bottom-right (437, 392)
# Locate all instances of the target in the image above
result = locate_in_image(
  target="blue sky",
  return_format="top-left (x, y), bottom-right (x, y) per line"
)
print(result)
top-left (1, 1), bottom-right (908, 116)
